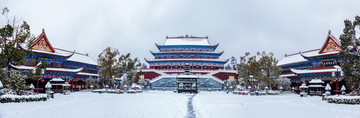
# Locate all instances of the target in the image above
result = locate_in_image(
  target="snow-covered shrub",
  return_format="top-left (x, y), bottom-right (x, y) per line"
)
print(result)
top-left (276, 78), bottom-right (291, 91)
top-left (85, 77), bottom-right (98, 89)
top-left (1, 88), bottom-right (16, 95)
top-left (0, 94), bottom-right (47, 103)
top-left (325, 96), bottom-right (360, 104)
top-left (2, 71), bottom-right (27, 95)
top-left (267, 90), bottom-right (280, 95)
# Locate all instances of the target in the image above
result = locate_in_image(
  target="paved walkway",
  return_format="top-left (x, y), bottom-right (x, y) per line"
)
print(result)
top-left (187, 94), bottom-right (197, 118)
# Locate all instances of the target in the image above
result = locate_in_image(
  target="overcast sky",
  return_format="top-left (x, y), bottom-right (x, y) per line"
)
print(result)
top-left (1, 0), bottom-right (360, 65)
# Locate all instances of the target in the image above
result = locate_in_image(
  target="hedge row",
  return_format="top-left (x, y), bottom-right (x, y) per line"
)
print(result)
top-left (326, 97), bottom-right (360, 104)
top-left (0, 95), bottom-right (47, 103)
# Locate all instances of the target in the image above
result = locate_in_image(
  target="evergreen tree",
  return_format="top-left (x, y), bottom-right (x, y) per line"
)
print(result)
top-left (27, 61), bottom-right (47, 82)
top-left (237, 51), bottom-right (281, 89)
top-left (85, 77), bottom-right (97, 89)
top-left (0, 7), bottom-right (34, 70)
top-left (97, 47), bottom-right (119, 87)
top-left (0, 7), bottom-right (34, 94)
top-left (8, 71), bottom-right (26, 95)
top-left (258, 51), bottom-right (282, 89)
top-left (230, 56), bottom-right (237, 70)
top-left (276, 78), bottom-right (291, 91)
top-left (339, 16), bottom-right (360, 95)
top-left (225, 64), bottom-right (232, 69)
top-left (117, 53), bottom-right (141, 86)
top-left (237, 52), bottom-right (258, 87)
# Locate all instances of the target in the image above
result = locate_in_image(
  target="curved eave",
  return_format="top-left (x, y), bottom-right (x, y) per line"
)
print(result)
top-left (155, 43), bottom-right (160, 51)
top-left (299, 51), bottom-right (309, 59)
top-left (214, 43), bottom-right (219, 50)
top-left (66, 59), bottom-right (98, 66)
top-left (10, 64), bottom-right (84, 73)
top-left (279, 73), bottom-right (296, 78)
top-left (146, 59), bottom-right (228, 63)
top-left (290, 68), bottom-right (340, 74)
top-left (150, 50), bottom-right (155, 56)
top-left (156, 44), bottom-right (219, 47)
top-left (300, 50), bottom-right (339, 59)
top-left (224, 58), bottom-right (229, 63)
top-left (150, 51), bottom-right (224, 55)
top-left (77, 72), bottom-right (99, 76)
top-left (219, 51), bottom-right (224, 56)
top-left (18, 43), bottom-right (75, 58)
top-left (277, 61), bottom-right (309, 67)
top-left (144, 58), bottom-right (150, 63)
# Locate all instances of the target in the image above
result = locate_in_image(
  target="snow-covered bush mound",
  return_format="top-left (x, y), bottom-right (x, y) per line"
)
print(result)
top-left (0, 94), bottom-right (47, 103)
top-left (92, 89), bottom-right (124, 94)
top-left (267, 90), bottom-right (280, 95)
top-left (232, 90), bottom-right (249, 95)
top-left (326, 96), bottom-right (360, 104)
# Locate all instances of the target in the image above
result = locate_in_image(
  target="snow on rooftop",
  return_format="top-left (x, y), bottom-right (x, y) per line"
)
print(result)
top-left (177, 74), bottom-right (199, 78)
top-left (279, 73), bottom-right (296, 78)
top-left (301, 50), bottom-right (338, 58)
top-left (45, 81), bottom-right (52, 88)
top-left (325, 83), bottom-right (331, 90)
top-left (148, 58), bottom-right (228, 62)
top-left (309, 85), bottom-right (324, 88)
top-left (66, 53), bottom-right (98, 66)
top-left (164, 38), bottom-right (210, 46)
top-left (50, 78), bottom-right (65, 82)
top-left (341, 85), bottom-right (346, 91)
top-left (10, 64), bottom-right (83, 72)
top-left (19, 43), bottom-right (74, 57)
top-left (309, 79), bottom-right (324, 84)
top-left (77, 72), bottom-right (99, 77)
top-left (299, 83), bottom-right (308, 88)
top-left (277, 53), bottom-right (308, 66)
top-left (19, 42), bottom-right (97, 66)
top-left (290, 68), bottom-right (340, 74)
top-left (277, 49), bottom-right (339, 66)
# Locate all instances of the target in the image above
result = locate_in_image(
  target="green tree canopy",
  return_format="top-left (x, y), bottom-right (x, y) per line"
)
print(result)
top-left (339, 16), bottom-right (360, 94)
top-left (117, 53), bottom-right (141, 86)
top-left (0, 7), bottom-right (35, 94)
top-left (97, 47), bottom-right (119, 86)
top-left (237, 51), bottom-right (282, 89)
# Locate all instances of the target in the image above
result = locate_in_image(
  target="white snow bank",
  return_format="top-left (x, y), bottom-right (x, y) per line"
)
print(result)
top-left (326, 95), bottom-right (360, 104)
top-left (0, 94), bottom-right (47, 103)
top-left (0, 91), bottom-right (188, 118)
top-left (1, 94), bottom-right (47, 99)
top-left (193, 92), bottom-right (360, 118)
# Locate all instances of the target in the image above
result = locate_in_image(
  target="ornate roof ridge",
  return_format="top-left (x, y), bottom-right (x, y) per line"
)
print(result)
top-left (166, 35), bottom-right (208, 39)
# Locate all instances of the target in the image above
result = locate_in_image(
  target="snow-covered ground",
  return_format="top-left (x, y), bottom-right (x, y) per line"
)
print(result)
top-left (193, 92), bottom-right (360, 118)
top-left (1, 91), bottom-right (360, 118)
top-left (0, 91), bottom-right (189, 118)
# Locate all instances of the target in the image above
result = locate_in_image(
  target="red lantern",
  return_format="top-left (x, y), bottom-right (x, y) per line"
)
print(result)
top-left (303, 82), bottom-right (307, 84)
top-left (330, 81), bottom-right (334, 85)
top-left (67, 80), bottom-right (71, 83)
top-left (40, 79), bottom-right (45, 83)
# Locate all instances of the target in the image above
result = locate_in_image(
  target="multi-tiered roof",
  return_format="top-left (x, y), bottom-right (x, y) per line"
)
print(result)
top-left (277, 30), bottom-right (342, 81)
top-left (11, 29), bottom-right (98, 79)
top-left (145, 35), bottom-right (228, 70)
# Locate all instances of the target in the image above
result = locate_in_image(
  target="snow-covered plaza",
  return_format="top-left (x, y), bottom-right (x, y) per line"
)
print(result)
top-left (1, 91), bottom-right (360, 118)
